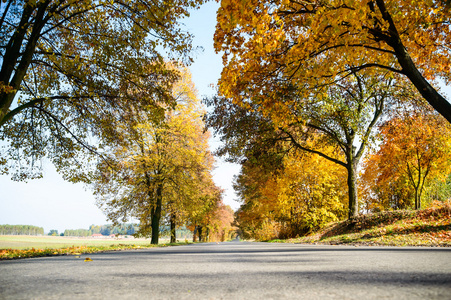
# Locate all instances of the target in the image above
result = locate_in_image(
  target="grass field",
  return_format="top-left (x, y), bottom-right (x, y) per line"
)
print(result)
top-left (0, 235), bottom-right (170, 250)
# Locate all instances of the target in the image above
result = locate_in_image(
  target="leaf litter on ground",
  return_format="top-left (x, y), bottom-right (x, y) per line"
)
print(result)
top-left (270, 200), bottom-right (451, 247)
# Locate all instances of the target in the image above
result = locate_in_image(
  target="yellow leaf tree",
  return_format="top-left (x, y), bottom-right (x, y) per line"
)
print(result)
top-left (234, 149), bottom-right (347, 240)
top-left (215, 0), bottom-right (451, 123)
top-left (93, 68), bottom-right (219, 244)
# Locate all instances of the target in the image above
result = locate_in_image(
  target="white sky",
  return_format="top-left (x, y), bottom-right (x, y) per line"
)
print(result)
top-left (0, 1), bottom-right (241, 234)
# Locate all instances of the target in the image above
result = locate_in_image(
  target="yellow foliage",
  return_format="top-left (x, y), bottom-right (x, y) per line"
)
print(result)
top-left (215, 0), bottom-right (451, 124)
top-left (236, 149), bottom-right (347, 240)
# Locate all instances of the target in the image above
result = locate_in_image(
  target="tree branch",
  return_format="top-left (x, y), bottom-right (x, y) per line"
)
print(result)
top-left (0, 95), bottom-right (91, 127)
top-left (280, 127), bottom-right (347, 168)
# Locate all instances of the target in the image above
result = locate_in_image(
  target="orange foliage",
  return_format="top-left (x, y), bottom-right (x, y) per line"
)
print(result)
top-left (361, 111), bottom-right (451, 211)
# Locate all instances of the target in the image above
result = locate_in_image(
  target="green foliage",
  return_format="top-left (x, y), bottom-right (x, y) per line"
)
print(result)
top-left (0, 0), bottom-right (206, 182)
top-left (0, 225), bottom-right (44, 236)
top-left (64, 229), bottom-right (92, 237)
top-left (48, 230), bottom-right (58, 236)
top-left (423, 174), bottom-right (451, 203)
top-left (63, 223), bottom-right (140, 237)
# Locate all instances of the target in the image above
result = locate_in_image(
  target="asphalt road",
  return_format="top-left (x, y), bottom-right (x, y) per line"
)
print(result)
top-left (1, 241), bottom-right (450, 299)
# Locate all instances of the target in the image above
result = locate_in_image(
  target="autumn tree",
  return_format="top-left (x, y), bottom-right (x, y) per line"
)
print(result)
top-left (234, 149), bottom-right (347, 241)
top-left (360, 156), bottom-right (414, 212)
top-left (0, 0), bottom-right (205, 181)
top-left (276, 151), bottom-right (347, 235)
top-left (361, 110), bottom-right (451, 211)
top-left (187, 186), bottom-right (235, 242)
top-left (209, 203), bottom-right (235, 242)
top-left (215, 0), bottom-right (451, 123)
top-left (233, 162), bottom-right (281, 241)
top-left (206, 71), bottom-right (403, 218)
top-left (93, 68), bottom-right (218, 244)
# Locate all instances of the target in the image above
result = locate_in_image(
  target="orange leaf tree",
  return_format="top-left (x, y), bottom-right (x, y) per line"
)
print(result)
top-left (361, 110), bottom-right (451, 211)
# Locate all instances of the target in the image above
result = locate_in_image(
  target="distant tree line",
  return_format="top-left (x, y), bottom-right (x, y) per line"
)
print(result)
top-left (63, 224), bottom-right (139, 237)
top-left (0, 225), bottom-right (44, 235)
top-left (159, 225), bottom-right (193, 241)
top-left (62, 223), bottom-right (194, 239)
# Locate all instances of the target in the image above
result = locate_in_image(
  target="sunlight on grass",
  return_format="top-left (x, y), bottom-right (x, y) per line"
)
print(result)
top-left (269, 201), bottom-right (451, 247)
top-left (0, 235), bottom-right (172, 249)
top-left (0, 236), bottom-right (182, 260)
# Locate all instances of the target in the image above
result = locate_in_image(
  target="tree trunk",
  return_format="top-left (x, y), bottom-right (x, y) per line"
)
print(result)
top-left (396, 46), bottom-right (451, 124)
top-left (347, 163), bottom-right (359, 218)
top-left (193, 225), bottom-right (197, 242)
top-left (170, 211), bottom-right (176, 243)
top-left (150, 183), bottom-right (163, 245)
top-left (414, 187), bottom-right (419, 210)
top-left (198, 226), bottom-right (203, 242)
top-left (0, 2), bottom-right (49, 125)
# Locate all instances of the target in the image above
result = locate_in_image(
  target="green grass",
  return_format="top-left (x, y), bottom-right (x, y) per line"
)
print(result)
top-left (0, 235), bottom-right (190, 260)
top-left (0, 235), bottom-right (169, 250)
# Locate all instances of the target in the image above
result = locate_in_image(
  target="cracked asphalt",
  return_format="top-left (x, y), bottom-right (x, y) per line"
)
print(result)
top-left (1, 241), bottom-right (450, 299)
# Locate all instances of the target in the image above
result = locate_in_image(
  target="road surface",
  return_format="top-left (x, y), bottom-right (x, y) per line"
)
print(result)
top-left (1, 241), bottom-right (450, 299)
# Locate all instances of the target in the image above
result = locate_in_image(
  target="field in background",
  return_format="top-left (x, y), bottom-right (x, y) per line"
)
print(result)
top-left (0, 235), bottom-right (173, 250)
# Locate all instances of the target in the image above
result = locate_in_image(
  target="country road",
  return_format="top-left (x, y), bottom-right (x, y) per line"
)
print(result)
top-left (1, 241), bottom-right (450, 299)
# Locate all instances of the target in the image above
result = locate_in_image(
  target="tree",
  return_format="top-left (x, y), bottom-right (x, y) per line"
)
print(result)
top-left (215, 0), bottom-right (451, 123)
top-left (0, 224), bottom-right (44, 235)
top-left (187, 184), bottom-right (227, 242)
top-left (48, 229), bottom-right (58, 236)
top-left (361, 110), bottom-right (451, 210)
top-left (360, 155), bottom-right (414, 212)
top-left (234, 148), bottom-right (347, 240)
top-left (206, 71), bottom-right (400, 218)
top-left (208, 203), bottom-right (235, 242)
top-left (0, 0), bottom-right (205, 181)
top-left (93, 68), bottom-right (218, 244)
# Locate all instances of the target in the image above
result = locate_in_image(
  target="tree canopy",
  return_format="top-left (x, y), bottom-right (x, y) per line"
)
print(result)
top-left (0, 0), bottom-right (205, 181)
top-left (215, 0), bottom-right (451, 123)
top-left (205, 0), bottom-right (451, 233)
top-left (361, 109), bottom-right (451, 211)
